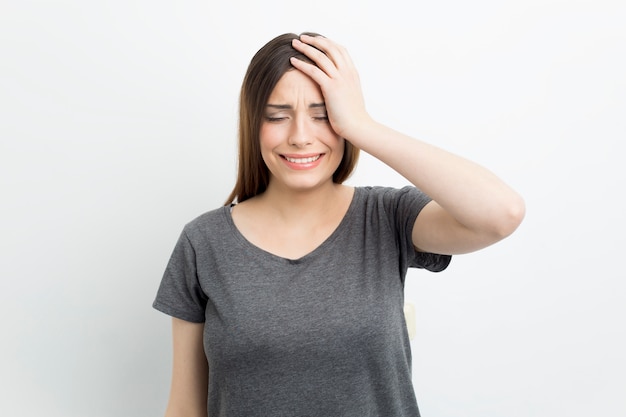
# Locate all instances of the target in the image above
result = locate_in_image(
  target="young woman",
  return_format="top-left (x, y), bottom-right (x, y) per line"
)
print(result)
top-left (153, 32), bottom-right (525, 417)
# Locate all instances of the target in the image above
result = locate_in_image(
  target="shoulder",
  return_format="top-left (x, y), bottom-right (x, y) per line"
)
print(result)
top-left (181, 206), bottom-right (232, 241)
top-left (355, 185), bottom-right (431, 208)
top-left (356, 184), bottom-right (423, 196)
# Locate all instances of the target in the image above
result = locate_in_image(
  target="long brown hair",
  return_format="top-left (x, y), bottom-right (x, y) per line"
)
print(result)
top-left (225, 32), bottom-right (360, 205)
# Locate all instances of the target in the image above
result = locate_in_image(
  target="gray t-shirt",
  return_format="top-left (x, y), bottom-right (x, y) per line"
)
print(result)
top-left (153, 186), bottom-right (451, 417)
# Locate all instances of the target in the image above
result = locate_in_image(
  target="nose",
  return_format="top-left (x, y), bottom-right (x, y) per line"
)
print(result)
top-left (288, 116), bottom-right (312, 148)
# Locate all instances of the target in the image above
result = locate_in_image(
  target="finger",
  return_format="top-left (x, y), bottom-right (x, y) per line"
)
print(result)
top-left (292, 38), bottom-right (338, 77)
top-left (289, 55), bottom-right (328, 87)
top-left (299, 34), bottom-right (352, 72)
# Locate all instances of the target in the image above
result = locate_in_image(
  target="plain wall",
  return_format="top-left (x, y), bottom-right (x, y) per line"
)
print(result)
top-left (1, 0), bottom-right (624, 416)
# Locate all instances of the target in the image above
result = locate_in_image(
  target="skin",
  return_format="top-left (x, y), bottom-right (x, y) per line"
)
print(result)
top-left (165, 318), bottom-right (207, 417)
top-left (231, 68), bottom-right (353, 260)
top-left (259, 69), bottom-right (345, 196)
top-left (164, 34), bottom-right (526, 416)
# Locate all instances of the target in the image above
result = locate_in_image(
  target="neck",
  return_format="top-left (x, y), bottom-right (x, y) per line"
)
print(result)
top-left (259, 182), bottom-right (348, 222)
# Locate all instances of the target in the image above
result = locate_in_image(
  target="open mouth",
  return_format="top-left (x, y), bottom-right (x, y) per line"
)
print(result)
top-left (281, 154), bottom-right (323, 164)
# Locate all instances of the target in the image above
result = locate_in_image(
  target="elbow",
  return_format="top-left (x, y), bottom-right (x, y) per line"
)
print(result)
top-left (492, 194), bottom-right (526, 240)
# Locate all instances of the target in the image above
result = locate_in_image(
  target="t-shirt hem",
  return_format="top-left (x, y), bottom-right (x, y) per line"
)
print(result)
top-left (413, 251), bottom-right (452, 272)
top-left (152, 300), bottom-right (205, 323)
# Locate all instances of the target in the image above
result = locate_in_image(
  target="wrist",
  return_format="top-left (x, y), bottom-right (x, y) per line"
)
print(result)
top-left (339, 114), bottom-right (377, 146)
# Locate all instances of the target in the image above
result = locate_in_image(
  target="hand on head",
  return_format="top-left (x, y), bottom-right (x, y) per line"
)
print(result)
top-left (290, 34), bottom-right (372, 141)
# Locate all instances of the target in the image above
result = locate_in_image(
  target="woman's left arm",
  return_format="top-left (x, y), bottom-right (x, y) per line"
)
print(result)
top-left (291, 35), bottom-right (525, 255)
top-left (348, 121), bottom-right (525, 255)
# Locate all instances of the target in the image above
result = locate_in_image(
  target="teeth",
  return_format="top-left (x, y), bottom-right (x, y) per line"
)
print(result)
top-left (285, 155), bottom-right (321, 163)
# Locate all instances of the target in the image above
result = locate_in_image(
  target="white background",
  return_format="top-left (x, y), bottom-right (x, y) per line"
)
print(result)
top-left (1, 0), bottom-right (625, 416)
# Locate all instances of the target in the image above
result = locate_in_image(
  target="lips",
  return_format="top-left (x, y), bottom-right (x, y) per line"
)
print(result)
top-left (279, 153), bottom-right (325, 170)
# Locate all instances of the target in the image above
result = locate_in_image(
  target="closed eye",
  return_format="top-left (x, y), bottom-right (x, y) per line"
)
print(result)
top-left (265, 116), bottom-right (288, 122)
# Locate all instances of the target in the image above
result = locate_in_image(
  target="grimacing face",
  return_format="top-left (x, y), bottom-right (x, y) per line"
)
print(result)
top-left (259, 69), bottom-right (344, 193)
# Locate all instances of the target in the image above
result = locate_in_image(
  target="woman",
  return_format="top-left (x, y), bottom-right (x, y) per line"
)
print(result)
top-left (153, 32), bottom-right (525, 416)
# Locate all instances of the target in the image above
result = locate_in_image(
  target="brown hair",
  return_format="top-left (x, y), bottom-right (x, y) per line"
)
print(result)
top-left (225, 32), bottom-right (360, 205)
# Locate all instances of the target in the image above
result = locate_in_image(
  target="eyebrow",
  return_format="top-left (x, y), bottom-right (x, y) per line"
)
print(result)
top-left (266, 102), bottom-right (326, 110)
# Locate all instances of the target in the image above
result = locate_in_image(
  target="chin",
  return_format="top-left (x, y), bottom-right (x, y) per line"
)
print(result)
top-left (279, 177), bottom-right (334, 193)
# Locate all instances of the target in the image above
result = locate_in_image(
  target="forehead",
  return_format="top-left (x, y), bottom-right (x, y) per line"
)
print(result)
top-left (267, 70), bottom-right (323, 104)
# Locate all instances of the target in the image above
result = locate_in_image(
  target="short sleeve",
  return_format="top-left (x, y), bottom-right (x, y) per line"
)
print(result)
top-left (153, 229), bottom-right (208, 323)
top-left (382, 186), bottom-right (452, 273)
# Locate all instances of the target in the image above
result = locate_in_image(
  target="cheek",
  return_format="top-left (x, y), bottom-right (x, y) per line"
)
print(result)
top-left (259, 124), bottom-right (281, 152)
top-left (259, 124), bottom-right (271, 146)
